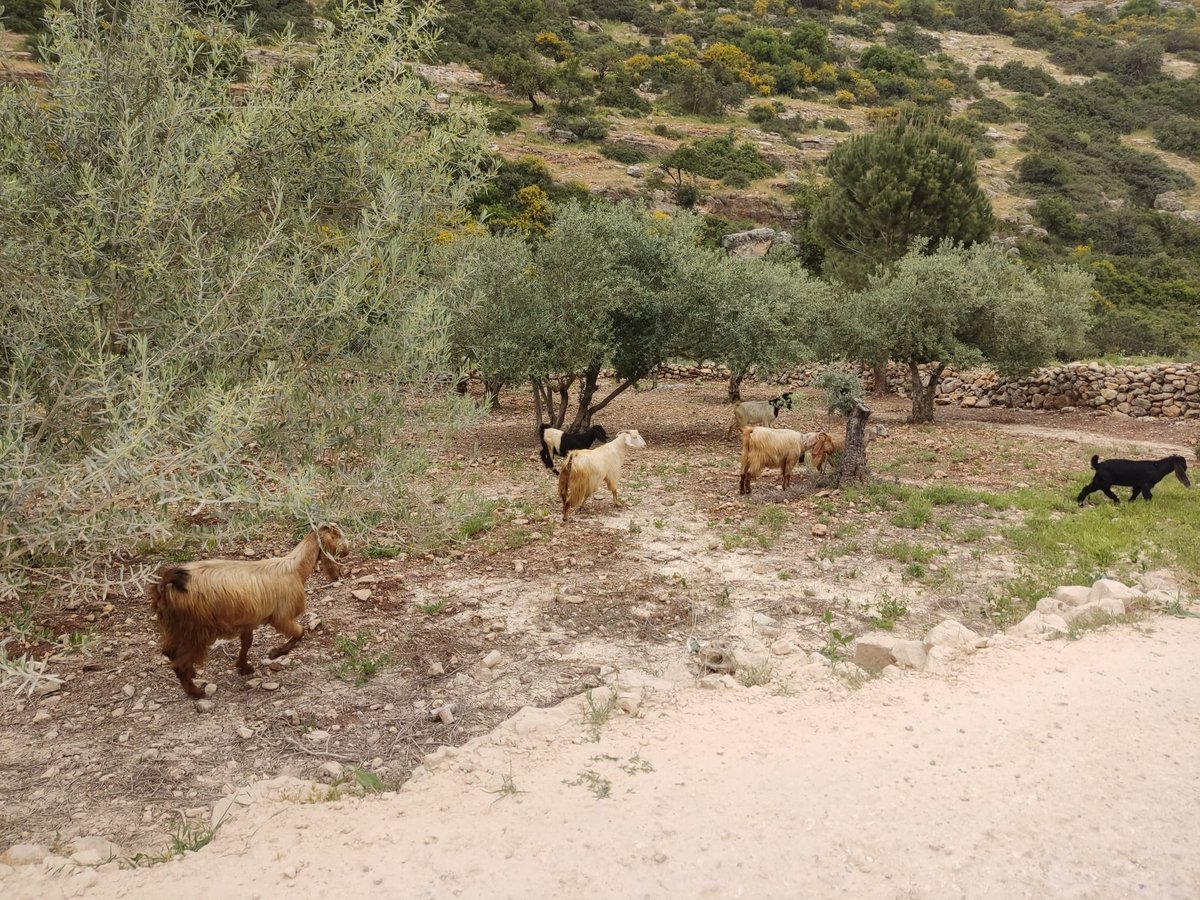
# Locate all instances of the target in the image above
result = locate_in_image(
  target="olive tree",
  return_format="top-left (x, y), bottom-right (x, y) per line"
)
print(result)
top-left (832, 243), bottom-right (1093, 423)
top-left (0, 0), bottom-right (490, 599)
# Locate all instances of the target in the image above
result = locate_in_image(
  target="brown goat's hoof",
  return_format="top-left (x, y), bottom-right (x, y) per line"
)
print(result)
top-left (237, 663), bottom-right (254, 676)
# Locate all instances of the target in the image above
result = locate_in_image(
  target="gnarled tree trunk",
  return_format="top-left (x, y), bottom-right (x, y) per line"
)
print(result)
top-left (871, 359), bottom-right (890, 396)
top-left (908, 360), bottom-right (946, 424)
top-left (838, 399), bottom-right (872, 484)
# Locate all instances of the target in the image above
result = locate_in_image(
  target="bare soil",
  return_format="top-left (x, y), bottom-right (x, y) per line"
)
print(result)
top-left (1, 378), bottom-right (1197, 864)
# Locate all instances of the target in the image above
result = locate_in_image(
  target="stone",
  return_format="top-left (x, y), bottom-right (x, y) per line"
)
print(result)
top-left (1035, 596), bottom-right (1070, 617)
top-left (720, 227), bottom-right (777, 259)
top-left (70, 837), bottom-right (123, 867)
top-left (1053, 585), bottom-right (1091, 607)
top-left (305, 729), bottom-right (330, 742)
top-left (34, 677), bottom-right (63, 697)
top-left (1154, 191), bottom-right (1185, 213)
top-left (811, 523), bottom-right (828, 537)
top-left (550, 129), bottom-right (578, 143)
top-left (852, 633), bottom-right (897, 674)
top-left (237, 726), bottom-right (254, 740)
top-left (626, 164), bottom-right (646, 177)
top-left (121, 684), bottom-right (135, 698)
top-left (0, 844), bottom-right (50, 866)
top-left (1088, 578), bottom-right (1136, 604)
top-left (696, 649), bottom-right (737, 674)
top-left (351, 588), bottom-right (372, 601)
top-left (890, 639), bottom-right (927, 671)
top-left (427, 661), bottom-right (445, 676)
top-left (262, 681), bottom-right (280, 691)
top-left (482, 650), bottom-right (504, 669)
top-left (699, 674), bottom-right (736, 690)
top-left (770, 641), bottom-right (798, 656)
top-left (194, 699), bottom-right (214, 714)
top-left (204, 682), bottom-right (217, 697)
top-left (32, 709), bottom-right (51, 723)
top-left (923, 645), bottom-right (955, 676)
top-left (318, 761), bottom-right (344, 782)
top-left (924, 620), bottom-right (983, 651)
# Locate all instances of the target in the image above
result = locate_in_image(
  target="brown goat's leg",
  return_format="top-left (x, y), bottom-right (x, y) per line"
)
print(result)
top-left (267, 619), bottom-right (304, 659)
top-left (173, 664), bottom-right (206, 699)
top-left (236, 629), bottom-right (255, 675)
top-left (606, 476), bottom-right (622, 508)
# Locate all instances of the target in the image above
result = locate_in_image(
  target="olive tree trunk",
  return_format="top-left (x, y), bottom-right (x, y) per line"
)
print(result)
top-left (871, 359), bottom-right (890, 396)
top-left (727, 370), bottom-right (746, 403)
top-left (908, 360), bottom-right (946, 424)
top-left (838, 399), bottom-right (872, 484)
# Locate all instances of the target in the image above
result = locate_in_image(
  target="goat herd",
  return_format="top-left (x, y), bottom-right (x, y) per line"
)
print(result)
top-left (146, 390), bottom-right (1190, 699)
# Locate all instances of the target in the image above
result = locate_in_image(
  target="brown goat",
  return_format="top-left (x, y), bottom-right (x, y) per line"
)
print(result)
top-left (739, 427), bottom-right (833, 494)
top-left (147, 525), bottom-right (345, 698)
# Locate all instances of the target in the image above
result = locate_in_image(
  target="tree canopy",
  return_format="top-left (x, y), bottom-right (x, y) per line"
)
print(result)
top-left (815, 116), bottom-right (996, 287)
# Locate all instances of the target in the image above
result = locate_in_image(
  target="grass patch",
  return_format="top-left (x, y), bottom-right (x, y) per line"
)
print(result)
top-left (332, 631), bottom-right (392, 685)
top-left (582, 689), bottom-right (619, 741)
top-left (878, 540), bottom-right (938, 564)
top-left (735, 659), bottom-right (774, 687)
top-left (871, 594), bottom-right (908, 631)
top-left (415, 599), bottom-right (448, 616)
top-left (362, 543), bottom-right (403, 559)
top-left (565, 770), bottom-right (612, 799)
top-left (890, 494), bottom-right (932, 529)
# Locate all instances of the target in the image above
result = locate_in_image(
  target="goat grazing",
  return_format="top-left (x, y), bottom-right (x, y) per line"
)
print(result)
top-left (1077, 454), bottom-right (1190, 505)
top-left (539, 423), bottom-right (609, 472)
top-left (147, 525), bottom-right (345, 698)
top-left (814, 423), bottom-right (890, 471)
top-left (558, 430), bottom-right (647, 522)
top-left (726, 392), bottom-right (794, 439)
top-left (739, 427), bottom-right (831, 494)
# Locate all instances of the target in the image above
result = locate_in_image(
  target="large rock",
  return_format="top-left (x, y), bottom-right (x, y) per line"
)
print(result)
top-left (0, 844), bottom-right (50, 866)
top-left (923, 645), bottom-right (956, 675)
top-left (70, 836), bottom-right (124, 867)
top-left (721, 227), bottom-right (777, 259)
top-left (1088, 578), bottom-right (1136, 604)
top-left (852, 633), bottom-right (897, 674)
top-left (1064, 597), bottom-right (1125, 624)
top-left (924, 620), bottom-right (984, 651)
top-left (1009, 610), bottom-right (1069, 638)
top-left (1154, 191), bottom-right (1185, 213)
top-left (1035, 596), bottom-right (1070, 617)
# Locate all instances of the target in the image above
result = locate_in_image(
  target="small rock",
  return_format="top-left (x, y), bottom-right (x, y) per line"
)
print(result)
top-left (262, 681), bottom-right (280, 691)
top-left (318, 761), bottom-right (344, 782)
top-left (351, 588), bottom-right (373, 601)
top-left (194, 699), bottom-right (214, 714)
top-left (427, 661), bottom-right (445, 677)
top-left (0, 844), bottom-right (50, 866)
top-left (32, 709), bottom-right (51, 724)
top-left (1035, 597), bottom-right (1070, 617)
top-left (482, 650), bottom-right (504, 669)
top-left (34, 678), bottom-right (63, 697)
top-left (1053, 585), bottom-right (1091, 607)
top-left (121, 684), bottom-right (135, 698)
top-left (924, 620), bottom-right (983, 651)
top-left (70, 837), bottom-right (123, 867)
top-left (514, 561), bottom-right (525, 575)
top-left (237, 726), bottom-right (254, 740)
top-left (431, 703), bottom-right (457, 725)
top-left (696, 649), bottom-right (736, 674)
top-left (204, 682), bottom-right (217, 697)
top-left (1088, 578), bottom-right (1136, 605)
top-left (890, 639), bottom-right (927, 671)
top-left (698, 674), bottom-right (732, 690)
top-left (852, 633), bottom-right (897, 674)
top-left (770, 641), bottom-right (797, 657)
top-left (752, 612), bottom-right (778, 628)
top-left (811, 523), bottom-right (828, 537)
top-left (305, 730), bottom-right (330, 742)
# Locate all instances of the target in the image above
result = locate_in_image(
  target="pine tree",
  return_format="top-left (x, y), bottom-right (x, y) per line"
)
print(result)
top-left (814, 116), bottom-right (995, 288)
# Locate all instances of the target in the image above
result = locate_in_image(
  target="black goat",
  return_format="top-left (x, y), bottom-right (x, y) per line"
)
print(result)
top-left (539, 424), bottom-right (609, 472)
top-left (1076, 454), bottom-right (1191, 505)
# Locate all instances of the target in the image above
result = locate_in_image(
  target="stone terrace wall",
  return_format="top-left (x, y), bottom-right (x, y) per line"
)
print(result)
top-left (651, 362), bottom-right (1200, 419)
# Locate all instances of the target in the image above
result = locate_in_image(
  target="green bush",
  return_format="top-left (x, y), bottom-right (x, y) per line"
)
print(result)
top-left (546, 106), bottom-right (610, 141)
top-left (661, 133), bottom-right (776, 183)
top-left (822, 117), bottom-right (851, 132)
top-left (486, 108), bottom-right (521, 134)
top-left (1154, 116), bottom-right (1200, 160)
top-left (813, 369), bottom-right (864, 415)
top-left (748, 101), bottom-right (778, 124)
top-left (967, 97), bottom-right (1013, 123)
top-left (1034, 195), bottom-right (1083, 241)
top-left (599, 141), bottom-right (648, 164)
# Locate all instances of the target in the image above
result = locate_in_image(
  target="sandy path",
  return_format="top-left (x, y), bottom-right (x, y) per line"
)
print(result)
top-left (8, 618), bottom-right (1200, 900)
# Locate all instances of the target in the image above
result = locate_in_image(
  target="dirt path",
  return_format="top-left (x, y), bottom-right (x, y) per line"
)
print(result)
top-left (8, 616), bottom-right (1199, 899)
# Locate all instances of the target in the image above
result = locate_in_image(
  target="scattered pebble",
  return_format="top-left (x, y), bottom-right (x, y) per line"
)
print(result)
top-left (351, 589), bottom-right (373, 601)
top-left (262, 682), bottom-right (281, 691)
top-left (237, 726), bottom-right (254, 740)
top-left (194, 699), bottom-right (214, 714)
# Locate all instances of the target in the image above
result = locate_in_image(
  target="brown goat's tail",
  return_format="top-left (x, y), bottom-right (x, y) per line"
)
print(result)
top-left (558, 452), bottom-right (574, 504)
top-left (147, 566), bottom-right (190, 615)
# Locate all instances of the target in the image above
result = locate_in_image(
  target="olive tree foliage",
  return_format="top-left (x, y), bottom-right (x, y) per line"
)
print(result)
top-left (829, 243), bottom-right (1093, 423)
top-left (0, 0), bottom-right (491, 601)
top-left (445, 203), bottom-right (822, 432)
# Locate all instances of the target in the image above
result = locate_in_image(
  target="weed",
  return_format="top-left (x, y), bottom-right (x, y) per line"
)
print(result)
top-left (834, 521), bottom-right (859, 538)
top-left (347, 767), bottom-right (385, 793)
top-left (1066, 608), bottom-right (1122, 640)
top-left (619, 755), bottom-right (654, 775)
top-left (582, 689), bottom-right (618, 741)
top-left (715, 587), bottom-right (732, 609)
top-left (565, 770), bottom-right (612, 799)
top-left (0, 601), bottom-right (53, 643)
top-left (485, 766), bottom-right (524, 801)
top-left (628, 520), bottom-right (642, 535)
top-left (415, 599), bottom-right (447, 616)
top-left (819, 610), bottom-right (854, 663)
top-left (170, 819), bottom-right (217, 855)
top-left (61, 629), bottom-right (97, 654)
top-left (904, 562), bottom-right (926, 580)
top-left (879, 540), bottom-right (937, 565)
top-left (890, 494), bottom-right (932, 529)
top-left (958, 525), bottom-right (987, 543)
top-left (736, 660), bottom-right (774, 687)
top-left (778, 570), bottom-right (792, 581)
top-left (653, 518), bottom-right (666, 529)
top-left (872, 595), bottom-right (909, 631)
top-left (362, 543), bottom-right (403, 559)
top-left (332, 631), bottom-right (392, 684)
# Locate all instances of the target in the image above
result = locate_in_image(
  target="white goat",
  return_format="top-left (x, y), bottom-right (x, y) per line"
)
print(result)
top-left (726, 391), bottom-right (793, 439)
top-left (558, 430), bottom-right (647, 522)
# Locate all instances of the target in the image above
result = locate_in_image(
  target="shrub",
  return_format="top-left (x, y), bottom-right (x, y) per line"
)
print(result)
top-left (886, 21), bottom-right (942, 56)
top-left (822, 117), bottom-right (851, 131)
top-left (486, 108), bottom-right (521, 134)
top-left (813, 370), bottom-right (864, 415)
top-left (1017, 153), bottom-right (1068, 188)
top-left (599, 141), bottom-right (648, 164)
top-left (1034, 195), bottom-right (1083, 241)
top-left (546, 106), bottom-right (610, 141)
top-left (0, 0), bottom-right (490, 600)
top-left (748, 101), bottom-right (778, 124)
top-left (661, 133), bottom-right (775, 183)
top-left (967, 97), bottom-right (1013, 123)
top-left (1154, 116), bottom-right (1200, 160)
top-left (993, 61), bottom-right (1058, 96)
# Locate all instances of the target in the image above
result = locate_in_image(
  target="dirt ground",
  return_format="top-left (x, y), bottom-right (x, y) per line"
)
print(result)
top-left (1, 377), bottom-right (1197, 870)
top-left (6, 607), bottom-right (1200, 899)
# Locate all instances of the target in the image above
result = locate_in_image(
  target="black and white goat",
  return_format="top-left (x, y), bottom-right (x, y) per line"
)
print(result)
top-left (539, 423), bottom-right (609, 472)
top-left (726, 392), bottom-right (794, 439)
top-left (1076, 454), bottom-right (1190, 505)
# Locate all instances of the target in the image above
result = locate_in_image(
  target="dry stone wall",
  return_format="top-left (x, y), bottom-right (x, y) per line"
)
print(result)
top-left (650, 361), bottom-right (1200, 419)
